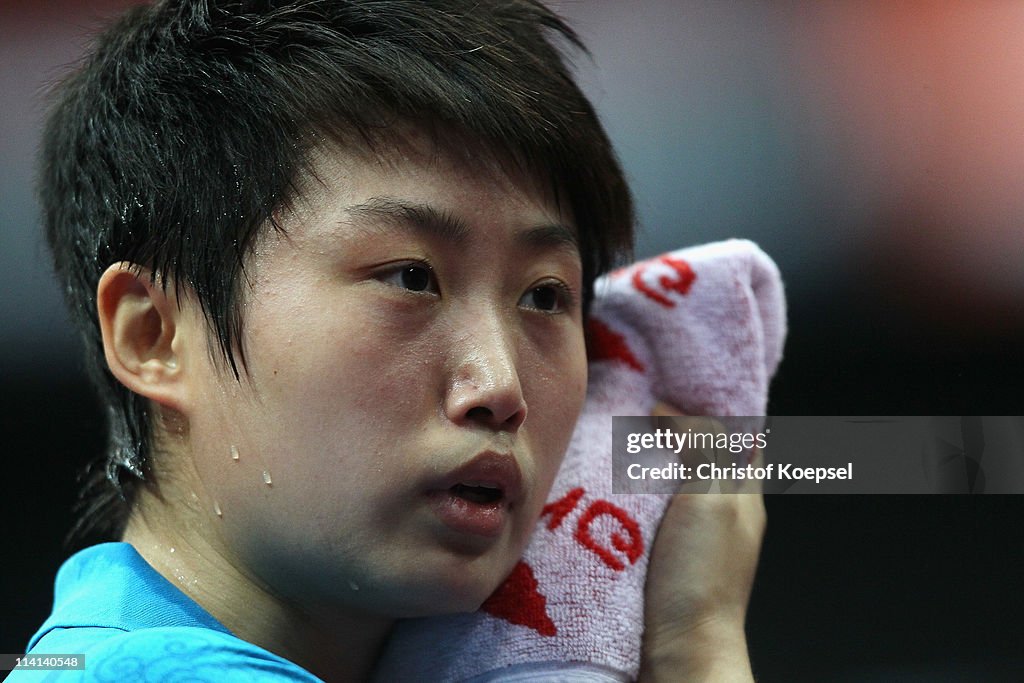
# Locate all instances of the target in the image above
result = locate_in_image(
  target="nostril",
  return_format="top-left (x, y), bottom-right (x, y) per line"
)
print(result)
top-left (465, 406), bottom-right (493, 422)
top-left (464, 404), bottom-right (525, 431)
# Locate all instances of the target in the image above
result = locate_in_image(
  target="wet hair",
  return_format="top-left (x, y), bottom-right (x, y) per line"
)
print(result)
top-left (39, 0), bottom-right (634, 544)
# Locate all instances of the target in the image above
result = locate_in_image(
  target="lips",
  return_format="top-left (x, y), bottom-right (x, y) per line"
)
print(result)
top-left (428, 451), bottom-right (523, 538)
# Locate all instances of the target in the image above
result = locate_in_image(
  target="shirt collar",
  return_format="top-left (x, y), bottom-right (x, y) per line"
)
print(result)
top-left (29, 542), bottom-right (230, 649)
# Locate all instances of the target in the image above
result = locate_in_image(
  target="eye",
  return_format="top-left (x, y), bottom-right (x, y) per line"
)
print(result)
top-left (520, 282), bottom-right (573, 313)
top-left (380, 263), bottom-right (439, 294)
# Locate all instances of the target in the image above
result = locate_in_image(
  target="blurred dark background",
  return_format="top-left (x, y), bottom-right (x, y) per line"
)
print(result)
top-left (2, 1), bottom-right (1022, 680)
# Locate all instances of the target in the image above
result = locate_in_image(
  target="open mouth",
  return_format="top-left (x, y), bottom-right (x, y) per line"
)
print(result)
top-left (449, 482), bottom-right (503, 505)
top-left (428, 451), bottom-right (522, 538)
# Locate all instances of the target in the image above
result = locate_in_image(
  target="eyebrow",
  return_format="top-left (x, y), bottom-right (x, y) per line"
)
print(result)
top-left (344, 196), bottom-right (579, 253)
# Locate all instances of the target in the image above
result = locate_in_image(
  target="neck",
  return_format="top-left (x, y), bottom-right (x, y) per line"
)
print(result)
top-left (123, 504), bottom-right (394, 682)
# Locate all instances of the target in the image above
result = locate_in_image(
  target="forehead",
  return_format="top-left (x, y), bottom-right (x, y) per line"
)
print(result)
top-left (287, 126), bottom-right (573, 235)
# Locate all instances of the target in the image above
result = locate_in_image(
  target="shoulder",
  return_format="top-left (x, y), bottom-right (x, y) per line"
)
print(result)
top-left (11, 627), bottom-right (322, 683)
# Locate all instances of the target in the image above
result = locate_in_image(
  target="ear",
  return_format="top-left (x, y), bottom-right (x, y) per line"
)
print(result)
top-left (97, 263), bottom-right (190, 413)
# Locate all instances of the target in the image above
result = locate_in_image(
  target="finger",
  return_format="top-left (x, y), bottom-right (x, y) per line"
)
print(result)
top-left (650, 413), bottom-right (735, 493)
top-left (738, 447), bottom-right (764, 494)
top-left (651, 401), bottom-right (684, 417)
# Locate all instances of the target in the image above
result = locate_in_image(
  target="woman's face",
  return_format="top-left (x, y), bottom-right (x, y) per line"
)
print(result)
top-left (183, 137), bottom-right (588, 617)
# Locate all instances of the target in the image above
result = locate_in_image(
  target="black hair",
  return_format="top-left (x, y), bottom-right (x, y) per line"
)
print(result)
top-left (39, 0), bottom-right (634, 544)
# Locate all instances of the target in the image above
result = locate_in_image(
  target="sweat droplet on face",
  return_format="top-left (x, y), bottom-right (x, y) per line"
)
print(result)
top-left (213, 500), bottom-right (223, 517)
top-left (231, 445), bottom-right (240, 461)
top-left (262, 469), bottom-right (273, 486)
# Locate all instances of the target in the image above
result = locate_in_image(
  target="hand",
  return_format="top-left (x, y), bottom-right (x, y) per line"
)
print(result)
top-left (639, 403), bottom-right (765, 682)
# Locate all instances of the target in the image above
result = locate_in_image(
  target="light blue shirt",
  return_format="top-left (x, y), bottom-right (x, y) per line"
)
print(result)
top-left (10, 543), bottom-right (322, 682)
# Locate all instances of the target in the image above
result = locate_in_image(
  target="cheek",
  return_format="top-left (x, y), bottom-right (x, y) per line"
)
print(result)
top-left (187, 312), bottom-right (427, 517)
top-left (240, 340), bottom-right (430, 476)
top-left (229, 308), bottom-right (453, 504)
top-left (188, 343), bottom-right (432, 585)
top-left (522, 331), bottom-right (588, 479)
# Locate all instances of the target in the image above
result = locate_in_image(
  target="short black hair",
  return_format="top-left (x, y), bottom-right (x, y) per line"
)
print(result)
top-left (40, 0), bottom-right (634, 544)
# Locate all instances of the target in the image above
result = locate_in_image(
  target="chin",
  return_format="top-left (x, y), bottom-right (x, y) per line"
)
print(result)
top-left (382, 552), bottom-right (516, 619)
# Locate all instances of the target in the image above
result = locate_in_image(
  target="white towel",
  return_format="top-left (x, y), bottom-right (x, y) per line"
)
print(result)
top-left (373, 239), bottom-right (787, 682)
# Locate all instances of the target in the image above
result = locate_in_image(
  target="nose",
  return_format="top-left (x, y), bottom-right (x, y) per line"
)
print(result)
top-left (444, 317), bottom-right (527, 433)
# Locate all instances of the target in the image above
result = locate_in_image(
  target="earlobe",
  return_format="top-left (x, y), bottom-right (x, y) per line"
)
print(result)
top-left (97, 263), bottom-right (188, 413)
